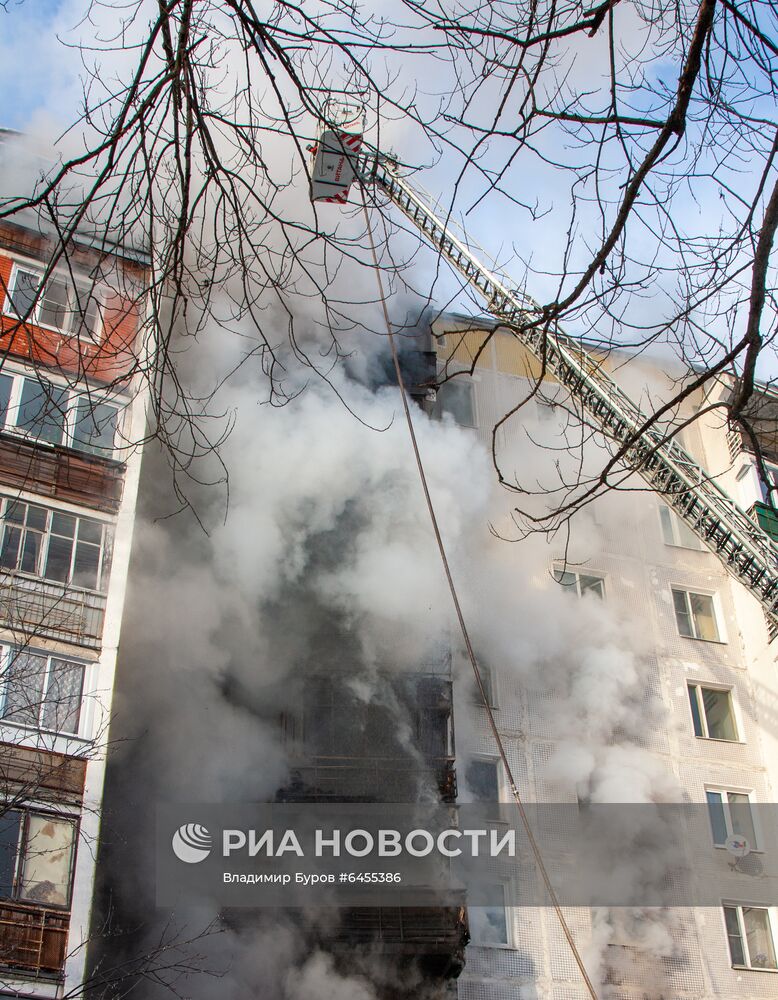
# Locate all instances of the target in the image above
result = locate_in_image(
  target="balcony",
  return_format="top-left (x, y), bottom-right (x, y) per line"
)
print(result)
top-left (0, 432), bottom-right (124, 514)
top-left (0, 901), bottom-right (68, 978)
top-left (281, 755), bottom-right (457, 803)
top-left (0, 572), bottom-right (106, 649)
top-left (749, 501), bottom-right (778, 546)
top-left (329, 903), bottom-right (469, 979)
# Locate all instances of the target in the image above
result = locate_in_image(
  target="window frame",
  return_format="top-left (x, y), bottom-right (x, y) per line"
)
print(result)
top-left (659, 505), bottom-right (705, 550)
top-left (553, 564), bottom-right (605, 599)
top-left (465, 756), bottom-right (502, 803)
top-left (0, 645), bottom-right (88, 737)
top-left (434, 370), bottom-right (478, 428)
top-left (0, 366), bottom-right (123, 460)
top-left (468, 883), bottom-right (511, 948)
top-left (470, 662), bottom-right (499, 710)
top-left (722, 903), bottom-right (778, 971)
top-left (671, 586), bottom-right (724, 642)
top-left (0, 806), bottom-right (78, 910)
top-left (687, 683), bottom-right (740, 743)
top-left (0, 495), bottom-right (111, 593)
top-left (4, 260), bottom-right (105, 343)
top-left (705, 786), bottom-right (761, 851)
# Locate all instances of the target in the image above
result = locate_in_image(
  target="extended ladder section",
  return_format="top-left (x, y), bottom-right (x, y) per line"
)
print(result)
top-left (356, 153), bottom-right (778, 624)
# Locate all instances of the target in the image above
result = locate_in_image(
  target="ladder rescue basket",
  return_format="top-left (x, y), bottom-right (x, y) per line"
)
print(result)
top-left (310, 105), bottom-right (364, 204)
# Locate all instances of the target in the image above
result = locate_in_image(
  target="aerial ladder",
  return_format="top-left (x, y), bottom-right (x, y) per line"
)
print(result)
top-left (310, 108), bottom-right (778, 629)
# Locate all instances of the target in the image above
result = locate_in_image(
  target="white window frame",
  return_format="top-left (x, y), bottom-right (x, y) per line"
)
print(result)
top-left (705, 786), bottom-right (761, 851)
top-left (0, 365), bottom-right (123, 459)
top-left (468, 883), bottom-right (511, 948)
top-left (0, 495), bottom-right (111, 593)
top-left (553, 564), bottom-right (605, 599)
top-left (470, 662), bottom-right (499, 710)
top-left (4, 259), bottom-right (104, 343)
top-left (687, 682), bottom-right (740, 742)
top-left (722, 903), bottom-right (778, 971)
top-left (671, 586), bottom-right (724, 642)
top-left (659, 505), bottom-right (704, 550)
top-left (0, 645), bottom-right (88, 737)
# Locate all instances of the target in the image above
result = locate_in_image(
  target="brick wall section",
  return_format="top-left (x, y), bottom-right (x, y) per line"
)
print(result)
top-left (0, 222), bottom-right (146, 386)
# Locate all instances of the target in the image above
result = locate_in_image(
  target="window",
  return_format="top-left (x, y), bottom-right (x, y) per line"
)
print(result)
top-left (469, 885), bottom-right (509, 946)
top-left (687, 684), bottom-right (738, 741)
top-left (672, 588), bottom-right (720, 641)
top-left (435, 378), bottom-right (475, 427)
top-left (553, 566), bottom-right (604, 599)
top-left (706, 789), bottom-right (758, 849)
top-left (724, 905), bottom-right (777, 970)
top-left (758, 465), bottom-right (778, 505)
top-left (0, 809), bottom-right (76, 907)
top-left (0, 497), bottom-right (110, 591)
top-left (466, 758), bottom-right (501, 801)
top-left (660, 506), bottom-right (704, 550)
top-left (0, 371), bottom-right (120, 457)
top-left (5, 263), bottom-right (103, 341)
top-left (1, 647), bottom-right (85, 735)
top-left (470, 662), bottom-right (498, 709)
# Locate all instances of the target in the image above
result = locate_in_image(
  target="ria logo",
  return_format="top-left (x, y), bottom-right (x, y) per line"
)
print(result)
top-left (172, 824), bottom-right (212, 864)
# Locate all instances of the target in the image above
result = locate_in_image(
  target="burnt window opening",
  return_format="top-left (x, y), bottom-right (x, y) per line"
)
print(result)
top-left (0, 809), bottom-right (77, 908)
top-left (466, 758), bottom-right (501, 802)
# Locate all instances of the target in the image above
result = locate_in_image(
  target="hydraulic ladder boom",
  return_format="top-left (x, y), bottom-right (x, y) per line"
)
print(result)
top-left (356, 153), bottom-right (778, 625)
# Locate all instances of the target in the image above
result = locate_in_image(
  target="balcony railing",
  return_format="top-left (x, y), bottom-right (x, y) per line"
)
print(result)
top-left (749, 501), bottom-right (778, 546)
top-left (0, 901), bottom-right (68, 978)
top-left (281, 755), bottom-right (457, 803)
top-left (0, 571), bottom-right (106, 649)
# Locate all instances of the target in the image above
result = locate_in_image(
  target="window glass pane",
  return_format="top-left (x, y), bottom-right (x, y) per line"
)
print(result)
top-left (71, 283), bottom-right (102, 340)
top-left (19, 524), bottom-right (41, 574)
top-left (702, 688), bottom-right (737, 741)
top-left (19, 815), bottom-right (74, 907)
top-left (4, 501), bottom-right (24, 526)
top-left (688, 685), bottom-right (704, 737)
top-left (0, 524), bottom-right (21, 571)
top-left (728, 793), bottom-right (757, 850)
top-left (72, 399), bottom-right (118, 456)
top-left (690, 592), bottom-right (718, 641)
top-left (554, 569), bottom-right (578, 593)
top-left (77, 518), bottom-right (103, 545)
top-left (466, 759), bottom-right (500, 801)
top-left (8, 268), bottom-right (40, 318)
top-left (72, 540), bottom-right (101, 589)
top-left (724, 906), bottom-right (746, 966)
top-left (44, 534), bottom-right (73, 583)
top-left (677, 516), bottom-right (703, 549)
top-left (2, 651), bottom-right (47, 726)
top-left (437, 380), bottom-right (475, 426)
top-left (579, 575), bottom-right (604, 598)
top-left (0, 811), bottom-right (21, 899)
top-left (50, 511), bottom-right (75, 538)
top-left (38, 275), bottom-right (70, 331)
top-left (673, 589), bottom-right (694, 637)
top-left (41, 658), bottom-right (83, 734)
top-left (706, 791), bottom-right (728, 845)
top-left (0, 373), bottom-right (12, 426)
top-left (660, 505), bottom-right (674, 544)
top-left (17, 378), bottom-right (67, 445)
top-left (469, 895), bottom-right (508, 945)
top-left (743, 907), bottom-right (777, 969)
top-left (25, 504), bottom-right (48, 531)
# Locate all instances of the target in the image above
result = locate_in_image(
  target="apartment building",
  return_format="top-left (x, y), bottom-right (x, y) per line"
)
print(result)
top-left (0, 210), bottom-right (151, 996)
top-left (430, 316), bottom-right (778, 1000)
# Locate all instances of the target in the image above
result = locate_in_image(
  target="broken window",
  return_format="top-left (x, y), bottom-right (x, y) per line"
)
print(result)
top-left (0, 809), bottom-right (76, 907)
top-left (434, 378), bottom-right (475, 427)
top-left (672, 588), bottom-right (720, 640)
top-left (724, 905), bottom-right (777, 970)
top-left (687, 684), bottom-right (738, 742)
